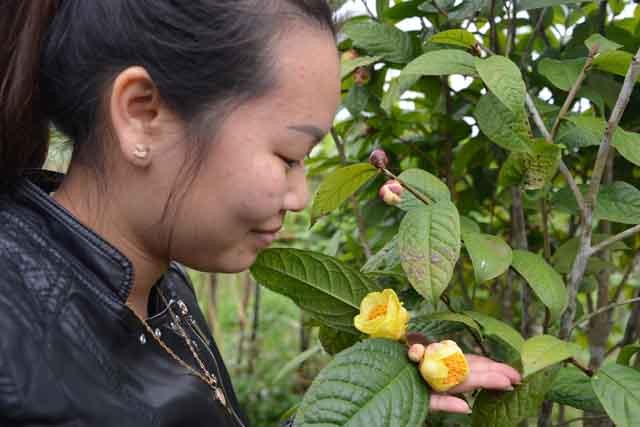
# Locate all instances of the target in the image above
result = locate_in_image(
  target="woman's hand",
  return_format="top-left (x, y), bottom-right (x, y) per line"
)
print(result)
top-left (428, 354), bottom-right (522, 414)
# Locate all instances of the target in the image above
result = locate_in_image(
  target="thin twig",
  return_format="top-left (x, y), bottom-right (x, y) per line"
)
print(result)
top-left (525, 93), bottom-right (586, 213)
top-left (359, 0), bottom-right (378, 20)
top-left (520, 8), bottom-right (548, 69)
top-left (572, 297), bottom-right (640, 332)
top-left (430, 0), bottom-right (448, 16)
top-left (549, 44), bottom-right (600, 141)
top-left (505, 0), bottom-right (518, 57)
top-left (569, 358), bottom-right (594, 377)
top-left (589, 224), bottom-right (640, 257)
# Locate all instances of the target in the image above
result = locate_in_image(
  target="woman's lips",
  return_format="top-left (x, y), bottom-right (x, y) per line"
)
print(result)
top-left (252, 226), bottom-right (282, 247)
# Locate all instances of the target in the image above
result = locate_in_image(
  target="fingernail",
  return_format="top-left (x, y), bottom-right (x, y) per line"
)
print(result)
top-left (506, 386), bottom-right (515, 391)
top-left (466, 409), bottom-right (473, 414)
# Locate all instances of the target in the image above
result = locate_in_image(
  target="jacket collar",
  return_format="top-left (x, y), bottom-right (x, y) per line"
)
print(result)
top-left (15, 170), bottom-right (135, 306)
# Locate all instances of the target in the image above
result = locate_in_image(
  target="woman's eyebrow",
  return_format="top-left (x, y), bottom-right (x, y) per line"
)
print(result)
top-left (288, 125), bottom-right (327, 143)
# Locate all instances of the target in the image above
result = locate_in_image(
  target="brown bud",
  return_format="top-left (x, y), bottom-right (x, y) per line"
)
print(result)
top-left (408, 343), bottom-right (426, 363)
top-left (353, 66), bottom-right (371, 86)
top-left (369, 149), bottom-right (389, 169)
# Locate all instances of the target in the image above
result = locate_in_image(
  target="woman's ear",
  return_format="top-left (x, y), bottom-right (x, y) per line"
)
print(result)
top-left (109, 66), bottom-right (161, 168)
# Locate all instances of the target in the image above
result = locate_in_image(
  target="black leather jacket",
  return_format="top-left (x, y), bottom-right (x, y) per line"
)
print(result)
top-left (0, 171), bottom-right (248, 427)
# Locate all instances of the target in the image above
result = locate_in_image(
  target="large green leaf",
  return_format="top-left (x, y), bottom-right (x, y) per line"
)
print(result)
top-left (462, 232), bottom-right (512, 283)
top-left (538, 58), bottom-right (586, 91)
top-left (343, 85), bottom-right (370, 116)
top-left (399, 50), bottom-right (478, 79)
top-left (617, 345), bottom-right (640, 366)
top-left (472, 367), bottom-right (560, 427)
top-left (499, 139), bottom-right (562, 190)
top-left (592, 364), bottom-right (640, 427)
top-left (464, 311), bottom-right (524, 355)
top-left (511, 250), bottom-right (568, 323)
top-left (361, 235), bottom-right (401, 274)
top-left (521, 336), bottom-right (580, 378)
top-left (597, 181), bottom-right (640, 225)
top-left (517, 0), bottom-right (589, 10)
top-left (475, 93), bottom-right (532, 153)
top-left (430, 29), bottom-right (477, 49)
top-left (341, 56), bottom-right (382, 80)
top-left (250, 249), bottom-right (382, 333)
top-left (396, 168), bottom-right (451, 211)
top-left (310, 163), bottom-right (378, 222)
top-left (398, 202), bottom-right (461, 305)
top-left (343, 21), bottom-right (414, 64)
top-left (547, 366), bottom-right (604, 413)
top-left (318, 326), bottom-right (362, 356)
top-left (560, 116), bottom-right (640, 162)
top-left (294, 339), bottom-right (428, 427)
top-left (475, 55), bottom-right (526, 113)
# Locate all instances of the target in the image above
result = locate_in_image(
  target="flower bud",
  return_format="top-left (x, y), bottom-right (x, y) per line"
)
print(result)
top-left (418, 340), bottom-right (470, 392)
top-left (369, 149), bottom-right (389, 169)
top-left (379, 179), bottom-right (403, 206)
top-left (408, 344), bottom-right (426, 363)
top-left (353, 66), bottom-right (371, 86)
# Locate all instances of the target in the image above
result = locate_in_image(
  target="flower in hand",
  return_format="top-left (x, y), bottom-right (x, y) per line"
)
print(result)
top-left (408, 342), bottom-right (522, 414)
top-left (354, 289), bottom-right (408, 341)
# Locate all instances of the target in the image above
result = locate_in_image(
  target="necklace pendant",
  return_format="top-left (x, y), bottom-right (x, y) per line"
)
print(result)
top-left (214, 387), bottom-right (227, 407)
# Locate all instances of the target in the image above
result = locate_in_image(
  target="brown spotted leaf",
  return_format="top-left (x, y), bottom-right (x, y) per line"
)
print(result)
top-left (398, 201), bottom-right (461, 305)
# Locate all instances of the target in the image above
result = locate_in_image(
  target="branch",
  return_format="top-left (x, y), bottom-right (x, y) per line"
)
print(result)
top-left (589, 224), bottom-right (640, 257)
top-left (430, 0), bottom-right (448, 16)
top-left (549, 44), bottom-right (600, 141)
top-left (525, 93), bottom-right (586, 213)
top-left (359, 0), bottom-right (378, 20)
top-left (520, 8), bottom-right (548, 69)
top-left (569, 357), bottom-right (594, 377)
top-left (381, 167), bottom-right (433, 205)
top-left (572, 297), bottom-right (640, 332)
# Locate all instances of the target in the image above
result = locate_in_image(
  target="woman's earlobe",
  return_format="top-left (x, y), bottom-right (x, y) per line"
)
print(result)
top-left (130, 144), bottom-right (152, 168)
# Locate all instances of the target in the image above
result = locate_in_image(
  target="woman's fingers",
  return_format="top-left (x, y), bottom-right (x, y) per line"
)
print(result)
top-left (448, 370), bottom-right (514, 394)
top-left (465, 354), bottom-right (522, 384)
top-left (429, 394), bottom-right (471, 414)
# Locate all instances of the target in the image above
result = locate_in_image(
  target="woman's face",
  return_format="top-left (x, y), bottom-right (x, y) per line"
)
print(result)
top-left (156, 25), bottom-right (341, 273)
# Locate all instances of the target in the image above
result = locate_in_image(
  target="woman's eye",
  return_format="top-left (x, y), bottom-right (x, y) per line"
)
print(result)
top-left (280, 156), bottom-right (302, 169)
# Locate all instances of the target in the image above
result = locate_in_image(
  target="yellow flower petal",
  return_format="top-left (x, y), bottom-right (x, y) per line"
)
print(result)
top-left (353, 288), bottom-right (408, 341)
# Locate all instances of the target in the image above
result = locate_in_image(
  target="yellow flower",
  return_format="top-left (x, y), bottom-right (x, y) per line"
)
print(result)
top-left (418, 340), bottom-right (470, 392)
top-left (353, 289), bottom-right (409, 341)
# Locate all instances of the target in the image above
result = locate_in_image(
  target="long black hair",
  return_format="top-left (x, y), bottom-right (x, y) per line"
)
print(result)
top-left (0, 0), bottom-right (335, 189)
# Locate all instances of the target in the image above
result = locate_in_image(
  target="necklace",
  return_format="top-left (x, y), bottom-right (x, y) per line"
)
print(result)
top-left (126, 290), bottom-right (229, 410)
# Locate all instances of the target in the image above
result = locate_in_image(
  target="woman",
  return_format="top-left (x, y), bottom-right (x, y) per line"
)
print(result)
top-left (0, 1), bottom-right (520, 426)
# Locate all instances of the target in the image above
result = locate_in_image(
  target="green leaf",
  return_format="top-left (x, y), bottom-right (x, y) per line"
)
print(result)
top-left (343, 85), bottom-right (370, 116)
top-left (409, 312), bottom-right (482, 338)
top-left (511, 250), bottom-right (568, 322)
top-left (592, 364), bottom-right (640, 427)
top-left (463, 232), bottom-right (513, 283)
top-left (460, 216), bottom-right (481, 235)
top-left (517, 0), bottom-right (589, 10)
top-left (594, 50), bottom-right (639, 80)
top-left (294, 339), bottom-right (428, 427)
top-left (558, 115), bottom-right (606, 148)
top-left (612, 129), bottom-right (640, 167)
top-left (430, 29), bottom-right (477, 49)
top-left (617, 345), bottom-right (640, 366)
top-left (396, 168), bottom-right (451, 211)
top-left (398, 201), bottom-right (461, 305)
top-left (341, 56), bottom-right (382, 80)
top-left (310, 163), bottom-right (378, 222)
top-left (399, 50), bottom-right (478, 80)
top-left (464, 311), bottom-right (524, 354)
top-left (585, 34), bottom-right (623, 54)
top-left (521, 335), bottom-right (580, 378)
top-left (475, 93), bottom-right (532, 153)
top-left (472, 367), bottom-right (560, 427)
top-left (272, 345), bottom-right (322, 384)
top-left (597, 181), bottom-right (640, 225)
top-left (318, 326), bottom-right (362, 356)
top-left (521, 140), bottom-right (562, 190)
top-left (547, 366), bottom-right (605, 413)
top-left (343, 21), bottom-right (414, 64)
top-left (250, 249), bottom-right (382, 333)
top-left (361, 235), bottom-right (401, 274)
top-left (538, 58), bottom-right (586, 91)
top-left (475, 55), bottom-right (526, 113)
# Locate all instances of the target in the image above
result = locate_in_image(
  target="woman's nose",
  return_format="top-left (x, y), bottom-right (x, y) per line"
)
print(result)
top-left (283, 170), bottom-right (309, 212)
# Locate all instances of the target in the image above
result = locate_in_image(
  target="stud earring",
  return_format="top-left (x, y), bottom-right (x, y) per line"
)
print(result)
top-left (133, 144), bottom-right (150, 160)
